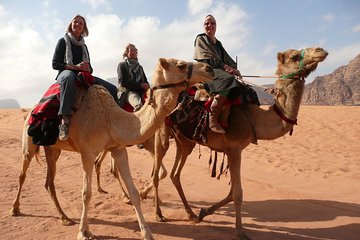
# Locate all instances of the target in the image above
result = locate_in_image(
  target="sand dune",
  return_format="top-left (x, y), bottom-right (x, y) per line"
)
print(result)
top-left (0, 106), bottom-right (359, 240)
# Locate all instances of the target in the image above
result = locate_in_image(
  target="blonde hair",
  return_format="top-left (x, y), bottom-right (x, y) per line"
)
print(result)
top-left (123, 43), bottom-right (136, 59)
top-left (66, 14), bottom-right (89, 37)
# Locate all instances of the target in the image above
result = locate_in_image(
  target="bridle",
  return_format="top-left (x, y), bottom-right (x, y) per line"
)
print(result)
top-left (273, 49), bottom-right (306, 128)
top-left (148, 62), bottom-right (193, 105)
top-left (280, 49), bottom-right (306, 81)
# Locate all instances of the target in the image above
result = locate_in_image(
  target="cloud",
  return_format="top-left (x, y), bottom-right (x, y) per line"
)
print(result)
top-left (324, 43), bottom-right (360, 67)
top-left (323, 13), bottom-right (335, 22)
top-left (303, 42), bottom-right (360, 83)
top-left (188, 0), bottom-right (212, 16)
top-left (263, 42), bottom-right (277, 56)
top-left (0, 9), bottom-right (55, 107)
top-left (0, 1), bottom-right (251, 107)
top-left (81, 0), bottom-right (107, 9)
top-left (352, 24), bottom-right (360, 33)
top-left (4, 0), bottom-right (355, 107)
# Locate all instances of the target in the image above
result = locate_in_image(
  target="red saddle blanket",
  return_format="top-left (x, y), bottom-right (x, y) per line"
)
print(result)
top-left (28, 83), bottom-right (61, 146)
top-left (27, 72), bottom-right (95, 146)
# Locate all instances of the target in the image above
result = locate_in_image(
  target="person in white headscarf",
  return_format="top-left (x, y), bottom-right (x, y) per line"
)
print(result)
top-left (194, 14), bottom-right (243, 133)
top-left (52, 14), bottom-right (118, 141)
top-left (117, 43), bottom-right (149, 112)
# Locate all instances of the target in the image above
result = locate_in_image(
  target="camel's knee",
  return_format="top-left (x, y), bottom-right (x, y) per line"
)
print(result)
top-left (82, 189), bottom-right (92, 204)
top-left (232, 189), bottom-right (243, 206)
top-left (171, 174), bottom-right (180, 185)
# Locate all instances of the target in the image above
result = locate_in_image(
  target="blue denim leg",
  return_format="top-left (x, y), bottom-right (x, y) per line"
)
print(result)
top-left (57, 70), bottom-right (77, 115)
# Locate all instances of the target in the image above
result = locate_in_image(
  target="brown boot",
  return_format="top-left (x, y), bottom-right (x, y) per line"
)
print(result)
top-left (209, 94), bottom-right (226, 133)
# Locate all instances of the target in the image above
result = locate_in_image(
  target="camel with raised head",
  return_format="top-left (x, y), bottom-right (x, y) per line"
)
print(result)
top-left (158, 47), bottom-right (328, 240)
top-left (97, 47), bottom-right (328, 240)
top-left (9, 58), bottom-right (214, 240)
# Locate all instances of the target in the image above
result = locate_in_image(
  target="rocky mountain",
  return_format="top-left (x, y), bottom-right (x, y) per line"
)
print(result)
top-left (302, 54), bottom-right (360, 105)
top-left (0, 99), bottom-right (20, 108)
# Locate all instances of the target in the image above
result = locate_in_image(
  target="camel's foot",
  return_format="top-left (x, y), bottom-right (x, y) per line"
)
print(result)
top-left (199, 208), bottom-right (208, 222)
top-left (61, 217), bottom-right (76, 226)
top-left (139, 188), bottom-right (151, 200)
top-left (237, 231), bottom-right (252, 240)
top-left (141, 224), bottom-right (154, 240)
top-left (121, 193), bottom-right (131, 205)
top-left (156, 214), bottom-right (167, 222)
top-left (188, 213), bottom-right (201, 223)
top-left (199, 208), bottom-right (213, 222)
top-left (97, 187), bottom-right (108, 194)
top-left (10, 207), bottom-right (21, 216)
top-left (77, 230), bottom-right (95, 240)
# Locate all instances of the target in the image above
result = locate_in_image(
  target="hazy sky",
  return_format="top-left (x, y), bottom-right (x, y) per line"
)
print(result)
top-left (0, 0), bottom-right (359, 107)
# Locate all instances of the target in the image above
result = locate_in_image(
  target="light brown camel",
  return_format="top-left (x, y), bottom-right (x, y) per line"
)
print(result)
top-left (9, 58), bottom-right (214, 240)
top-left (96, 47), bottom-right (328, 240)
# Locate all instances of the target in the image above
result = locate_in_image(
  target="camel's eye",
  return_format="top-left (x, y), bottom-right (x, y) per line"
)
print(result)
top-left (290, 52), bottom-right (300, 61)
top-left (176, 62), bottom-right (187, 70)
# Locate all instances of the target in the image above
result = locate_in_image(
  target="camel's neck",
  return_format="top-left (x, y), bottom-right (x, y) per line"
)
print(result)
top-left (251, 78), bottom-right (304, 140)
top-left (109, 88), bottom-right (179, 146)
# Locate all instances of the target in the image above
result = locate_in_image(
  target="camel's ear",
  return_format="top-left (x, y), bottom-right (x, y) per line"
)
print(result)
top-left (159, 58), bottom-right (169, 70)
top-left (277, 52), bottom-right (285, 64)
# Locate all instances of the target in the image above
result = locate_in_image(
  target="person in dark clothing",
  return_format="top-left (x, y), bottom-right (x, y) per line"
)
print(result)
top-left (117, 43), bottom-right (149, 112)
top-left (193, 14), bottom-right (243, 133)
top-left (52, 14), bottom-right (118, 141)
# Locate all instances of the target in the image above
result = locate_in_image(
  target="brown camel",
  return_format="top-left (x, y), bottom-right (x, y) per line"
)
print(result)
top-left (96, 47), bottom-right (328, 240)
top-left (9, 58), bottom-right (214, 240)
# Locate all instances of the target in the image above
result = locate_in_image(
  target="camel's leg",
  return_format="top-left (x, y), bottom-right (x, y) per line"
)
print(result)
top-left (228, 148), bottom-right (251, 240)
top-left (111, 148), bottom-right (154, 240)
top-left (44, 147), bottom-right (75, 226)
top-left (95, 150), bottom-right (131, 203)
top-left (152, 125), bottom-right (170, 222)
top-left (198, 189), bottom-right (232, 221)
top-left (10, 136), bottom-right (39, 216)
top-left (139, 162), bottom-right (167, 200)
top-left (170, 135), bottom-right (198, 222)
top-left (77, 153), bottom-right (95, 240)
top-left (109, 156), bottom-right (131, 204)
top-left (95, 150), bottom-right (109, 194)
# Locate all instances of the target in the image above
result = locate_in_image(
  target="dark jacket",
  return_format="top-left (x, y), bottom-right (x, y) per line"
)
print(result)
top-left (117, 61), bottom-right (148, 96)
top-left (52, 37), bottom-right (93, 79)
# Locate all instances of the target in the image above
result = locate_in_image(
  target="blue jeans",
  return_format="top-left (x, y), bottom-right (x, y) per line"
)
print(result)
top-left (56, 70), bottom-right (118, 115)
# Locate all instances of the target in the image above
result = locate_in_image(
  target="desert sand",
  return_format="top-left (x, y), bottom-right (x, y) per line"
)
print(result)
top-left (0, 106), bottom-right (359, 240)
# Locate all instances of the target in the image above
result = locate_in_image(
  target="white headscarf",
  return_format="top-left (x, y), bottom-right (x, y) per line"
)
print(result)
top-left (64, 32), bottom-right (89, 65)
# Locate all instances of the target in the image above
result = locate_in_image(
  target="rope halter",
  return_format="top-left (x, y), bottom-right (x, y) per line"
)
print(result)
top-left (280, 49), bottom-right (305, 81)
top-left (148, 62), bottom-right (193, 105)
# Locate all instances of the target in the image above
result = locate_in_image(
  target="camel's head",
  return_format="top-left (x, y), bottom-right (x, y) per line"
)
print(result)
top-left (152, 58), bottom-right (214, 88)
top-left (276, 47), bottom-right (328, 79)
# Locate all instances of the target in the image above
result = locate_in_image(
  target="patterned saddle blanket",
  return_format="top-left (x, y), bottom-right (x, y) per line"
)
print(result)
top-left (168, 84), bottom-right (260, 144)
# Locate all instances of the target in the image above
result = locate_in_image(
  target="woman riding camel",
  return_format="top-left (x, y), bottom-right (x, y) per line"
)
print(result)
top-left (52, 14), bottom-right (118, 140)
top-left (194, 14), bottom-right (243, 133)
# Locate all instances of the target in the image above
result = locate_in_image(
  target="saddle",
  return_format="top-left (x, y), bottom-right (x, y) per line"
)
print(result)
top-left (27, 72), bottom-right (94, 146)
top-left (168, 84), bottom-right (260, 145)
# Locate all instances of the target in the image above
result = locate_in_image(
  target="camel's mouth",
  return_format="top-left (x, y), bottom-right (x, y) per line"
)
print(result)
top-left (311, 48), bottom-right (328, 62)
